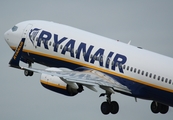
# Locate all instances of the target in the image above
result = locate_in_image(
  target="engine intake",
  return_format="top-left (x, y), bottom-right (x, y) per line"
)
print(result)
top-left (40, 68), bottom-right (83, 96)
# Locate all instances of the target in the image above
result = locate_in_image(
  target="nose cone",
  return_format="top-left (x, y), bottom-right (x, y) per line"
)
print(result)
top-left (4, 29), bottom-right (11, 46)
top-left (4, 30), bottom-right (10, 41)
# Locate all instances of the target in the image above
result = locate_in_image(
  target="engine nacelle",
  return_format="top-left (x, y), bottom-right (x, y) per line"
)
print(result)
top-left (40, 68), bottom-right (83, 96)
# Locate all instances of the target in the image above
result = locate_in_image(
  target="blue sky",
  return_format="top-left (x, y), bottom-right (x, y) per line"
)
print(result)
top-left (0, 1), bottom-right (173, 120)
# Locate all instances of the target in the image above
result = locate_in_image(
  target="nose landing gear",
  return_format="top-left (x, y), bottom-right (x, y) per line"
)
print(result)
top-left (24, 63), bottom-right (33, 76)
top-left (24, 69), bottom-right (33, 76)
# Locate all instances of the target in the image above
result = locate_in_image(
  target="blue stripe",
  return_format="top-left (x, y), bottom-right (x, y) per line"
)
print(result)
top-left (21, 51), bottom-right (173, 107)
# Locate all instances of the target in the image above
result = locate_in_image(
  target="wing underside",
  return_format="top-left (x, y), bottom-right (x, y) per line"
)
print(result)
top-left (22, 67), bottom-right (131, 94)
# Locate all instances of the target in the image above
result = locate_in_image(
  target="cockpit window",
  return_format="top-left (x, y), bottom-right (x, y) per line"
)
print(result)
top-left (12, 26), bottom-right (18, 31)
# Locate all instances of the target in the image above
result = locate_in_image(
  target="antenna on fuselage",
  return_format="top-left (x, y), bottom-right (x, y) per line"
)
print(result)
top-left (127, 40), bottom-right (131, 45)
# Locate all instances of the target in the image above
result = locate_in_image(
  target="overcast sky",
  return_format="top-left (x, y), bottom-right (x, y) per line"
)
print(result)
top-left (0, 0), bottom-right (173, 120)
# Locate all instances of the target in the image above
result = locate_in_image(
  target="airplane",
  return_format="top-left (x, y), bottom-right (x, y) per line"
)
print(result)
top-left (4, 20), bottom-right (173, 115)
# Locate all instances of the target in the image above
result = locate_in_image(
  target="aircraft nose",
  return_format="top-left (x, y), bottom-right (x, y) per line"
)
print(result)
top-left (4, 30), bottom-right (10, 42)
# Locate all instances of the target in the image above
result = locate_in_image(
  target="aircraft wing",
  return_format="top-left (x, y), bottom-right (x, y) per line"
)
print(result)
top-left (22, 66), bottom-right (131, 94)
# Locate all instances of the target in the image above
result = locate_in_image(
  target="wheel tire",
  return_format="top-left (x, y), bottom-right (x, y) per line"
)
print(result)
top-left (24, 70), bottom-right (29, 76)
top-left (24, 70), bottom-right (33, 76)
top-left (159, 104), bottom-right (169, 114)
top-left (110, 101), bottom-right (119, 114)
top-left (150, 101), bottom-right (159, 114)
top-left (101, 102), bottom-right (110, 115)
top-left (29, 71), bottom-right (33, 76)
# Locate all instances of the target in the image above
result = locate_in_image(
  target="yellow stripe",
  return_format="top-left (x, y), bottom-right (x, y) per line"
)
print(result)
top-left (11, 46), bottom-right (173, 93)
top-left (40, 80), bottom-right (66, 90)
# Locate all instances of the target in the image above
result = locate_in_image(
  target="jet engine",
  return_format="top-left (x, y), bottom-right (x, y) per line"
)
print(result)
top-left (40, 68), bottom-right (83, 96)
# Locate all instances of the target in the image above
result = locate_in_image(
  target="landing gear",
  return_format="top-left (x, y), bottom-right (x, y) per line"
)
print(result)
top-left (150, 101), bottom-right (169, 114)
top-left (24, 70), bottom-right (33, 76)
top-left (24, 63), bottom-right (33, 76)
top-left (100, 93), bottom-right (119, 115)
top-left (110, 101), bottom-right (119, 114)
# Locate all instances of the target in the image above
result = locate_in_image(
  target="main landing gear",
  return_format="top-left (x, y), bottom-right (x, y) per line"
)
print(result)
top-left (100, 93), bottom-right (119, 115)
top-left (150, 101), bottom-right (169, 114)
top-left (24, 63), bottom-right (33, 76)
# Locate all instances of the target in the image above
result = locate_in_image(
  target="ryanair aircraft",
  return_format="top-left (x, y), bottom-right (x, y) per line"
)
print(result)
top-left (4, 20), bottom-right (173, 115)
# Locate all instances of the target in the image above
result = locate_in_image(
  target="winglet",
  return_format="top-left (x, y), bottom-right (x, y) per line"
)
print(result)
top-left (9, 38), bottom-right (25, 68)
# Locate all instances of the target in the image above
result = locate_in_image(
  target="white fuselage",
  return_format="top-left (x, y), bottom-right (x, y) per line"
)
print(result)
top-left (4, 20), bottom-right (173, 106)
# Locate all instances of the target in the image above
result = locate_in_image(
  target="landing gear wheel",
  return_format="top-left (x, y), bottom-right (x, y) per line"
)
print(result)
top-left (24, 70), bottom-right (29, 76)
top-left (29, 71), bottom-right (33, 76)
top-left (24, 70), bottom-right (33, 76)
top-left (110, 101), bottom-right (119, 114)
top-left (24, 62), bottom-right (34, 76)
top-left (151, 101), bottom-right (159, 114)
top-left (159, 104), bottom-right (169, 114)
top-left (100, 93), bottom-right (120, 115)
top-left (150, 101), bottom-right (169, 114)
top-left (101, 102), bottom-right (111, 115)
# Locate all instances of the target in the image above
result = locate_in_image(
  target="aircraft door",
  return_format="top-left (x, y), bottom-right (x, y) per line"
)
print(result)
top-left (22, 24), bottom-right (33, 47)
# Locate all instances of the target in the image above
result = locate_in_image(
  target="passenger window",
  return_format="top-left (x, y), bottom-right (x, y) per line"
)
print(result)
top-left (130, 67), bottom-right (133, 72)
top-left (116, 62), bottom-right (119, 67)
top-left (141, 71), bottom-right (144, 75)
top-left (161, 77), bottom-right (164, 82)
top-left (49, 41), bottom-right (52, 46)
top-left (38, 39), bottom-right (41, 44)
top-left (90, 54), bottom-right (93, 59)
top-left (75, 50), bottom-right (78, 54)
top-left (83, 52), bottom-right (86, 56)
top-left (153, 74), bottom-right (156, 79)
top-left (138, 69), bottom-right (140, 74)
top-left (64, 46), bottom-right (67, 51)
top-left (123, 65), bottom-right (126, 69)
top-left (96, 56), bottom-right (99, 61)
top-left (146, 72), bottom-right (148, 77)
top-left (165, 78), bottom-right (168, 83)
top-left (111, 61), bottom-right (114, 66)
top-left (169, 79), bottom-right (172, 84)
top-left (158, 76), bottom-right (160, 80)
top-left (149, 73), bottom-right (152, 78)
top-left (60, 45), bottom-right (63, 49)
top-left (107, 58), bottom-right (110, 64)
top-left (36, 37), bottom-right (38, 42)
top-left (95, 56), bottom-right (97, 60)
top-left (127, 66), bottom-right (129, 71)
top-left (119, 63), bottom-right (122, 68)
top-left (96, 56), bottom-right (100, 61)
top-left (45, 40), bottom-right (48, 45)
top-left (100, 57), bottom-right (103, 63)
top-left (134, 68), bottom-right (136, 73)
